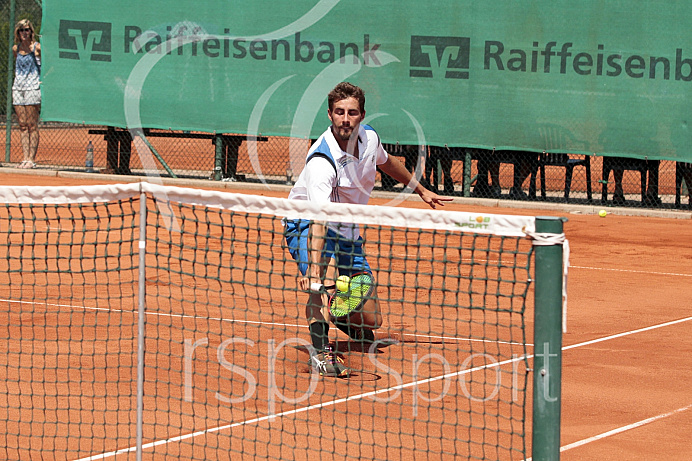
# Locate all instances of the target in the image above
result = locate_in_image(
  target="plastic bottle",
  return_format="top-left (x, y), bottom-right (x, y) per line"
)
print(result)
top-left (86, 141), bottom-right (94, 173)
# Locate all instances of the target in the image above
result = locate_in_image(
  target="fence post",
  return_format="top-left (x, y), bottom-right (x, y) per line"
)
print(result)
top-left (532, 216), bottom-right (564, 460)
top-left (213, 134), bottom-right (223, 180)
top-left (463, 149), bottom-right (472, 197)
top-left (5, 0), bottom-right (16, 162)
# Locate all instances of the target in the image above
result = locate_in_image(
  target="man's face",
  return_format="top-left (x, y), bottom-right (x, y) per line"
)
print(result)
top-left (328, 97), bottom-right (365, 142)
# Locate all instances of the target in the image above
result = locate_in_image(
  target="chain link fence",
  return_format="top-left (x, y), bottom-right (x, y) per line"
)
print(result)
top-left (2, 1), bottom-right (690, 209)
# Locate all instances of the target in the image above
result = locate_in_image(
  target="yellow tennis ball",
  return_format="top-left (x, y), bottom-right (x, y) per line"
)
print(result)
top-left (335, 275), bottom-right (350, 292)
top-left (598, 209), bottom-right (607, 218)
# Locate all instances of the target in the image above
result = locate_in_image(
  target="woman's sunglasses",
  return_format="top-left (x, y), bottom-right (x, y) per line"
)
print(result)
top-left (19, 28), bottom-right (31, 32)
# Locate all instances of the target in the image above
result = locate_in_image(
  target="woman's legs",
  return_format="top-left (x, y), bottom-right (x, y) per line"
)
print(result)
top-left (14, 104), bottom-right (40, 165)
top-left (26, 104), bottom-right (40, 164)
top-left (14, 105), bottom-right (30, 163)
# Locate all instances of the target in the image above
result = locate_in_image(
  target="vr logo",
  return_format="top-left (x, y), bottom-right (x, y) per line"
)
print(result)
top-left (410, 36), bottom-right (470, 79)
top-left (58, 20), bottom-right (112, 62)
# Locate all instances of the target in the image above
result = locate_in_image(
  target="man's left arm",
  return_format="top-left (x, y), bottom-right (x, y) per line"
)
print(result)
top-left (378, 155), bottom-right (453, 209)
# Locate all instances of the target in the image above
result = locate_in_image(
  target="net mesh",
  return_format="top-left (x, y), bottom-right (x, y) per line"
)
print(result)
top-left (0, 183), bottom-right (536, 460)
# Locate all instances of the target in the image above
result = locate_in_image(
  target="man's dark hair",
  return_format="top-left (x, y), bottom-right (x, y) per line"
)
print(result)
top-left (328, 82), bottom-right (365, 113)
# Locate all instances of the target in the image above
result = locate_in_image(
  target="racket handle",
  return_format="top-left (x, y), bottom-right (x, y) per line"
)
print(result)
top-left (310, 282), bottom-right (323, 292)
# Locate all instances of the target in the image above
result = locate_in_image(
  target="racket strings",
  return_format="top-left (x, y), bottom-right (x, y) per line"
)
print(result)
top-left (330, 273), bottom-right (373, 317)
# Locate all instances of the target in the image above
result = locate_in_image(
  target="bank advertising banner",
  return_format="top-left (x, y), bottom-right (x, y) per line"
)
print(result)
top-left (42, 0), bottom-right (692, 161)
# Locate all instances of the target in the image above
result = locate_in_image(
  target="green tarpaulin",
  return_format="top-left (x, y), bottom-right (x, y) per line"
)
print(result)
top-left (41, 0), bottom-right (692, 161)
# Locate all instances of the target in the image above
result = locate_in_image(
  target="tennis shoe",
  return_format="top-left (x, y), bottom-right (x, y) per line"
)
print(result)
top-left (310, 347), bottom-right (349, 378)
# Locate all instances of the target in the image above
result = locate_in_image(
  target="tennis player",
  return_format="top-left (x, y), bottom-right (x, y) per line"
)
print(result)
top-left (285, 82), bottom-right (452, 377)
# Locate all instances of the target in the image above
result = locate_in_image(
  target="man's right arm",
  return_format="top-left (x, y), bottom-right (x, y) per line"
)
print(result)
top-left (307, 220), bottom-right (327, 279)
top-left (297, 155), bottom-right (335, 291)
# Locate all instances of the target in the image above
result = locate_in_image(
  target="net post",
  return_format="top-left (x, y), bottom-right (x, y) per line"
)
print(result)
top-left (136, 189), bottom-right (148, 461)
top-left (531, 216), bottom-right (565, 461)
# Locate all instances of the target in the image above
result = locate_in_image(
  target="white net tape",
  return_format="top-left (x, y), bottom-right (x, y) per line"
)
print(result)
top-left (525, 230), bottom-right (570, 333)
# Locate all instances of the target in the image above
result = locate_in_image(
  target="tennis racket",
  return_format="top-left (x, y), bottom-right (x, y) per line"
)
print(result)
top-left (310, 271), bottom-right (375, 319)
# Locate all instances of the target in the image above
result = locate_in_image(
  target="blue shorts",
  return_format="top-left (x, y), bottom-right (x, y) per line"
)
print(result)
top-left (284, 219), bottom-right (371, 276)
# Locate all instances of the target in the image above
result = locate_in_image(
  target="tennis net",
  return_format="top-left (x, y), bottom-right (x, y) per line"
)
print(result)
top-left (0, 182), bottom-right (564, 460)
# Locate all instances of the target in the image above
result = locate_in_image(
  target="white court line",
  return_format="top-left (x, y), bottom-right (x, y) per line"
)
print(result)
top-left (524, 403), bottom-right (692, 460)
top-left (560, 403), bottom-right (692, 453)
top-left (73, 314), bottom-right (692, 460)
top-left (571, 265), bottom-right (692, 278)
top-left (0, 298), bottom-right (525, 346)
top-left (562, 315), bottom-right (692, 351)
top-left (393, 258), bottom-right (692, 279)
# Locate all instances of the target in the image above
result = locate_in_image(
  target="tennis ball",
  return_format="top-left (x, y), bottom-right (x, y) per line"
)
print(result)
top-left (335, 275), bottom-right (350, 292)
top-left (598, 209), bottom-right (607, 218)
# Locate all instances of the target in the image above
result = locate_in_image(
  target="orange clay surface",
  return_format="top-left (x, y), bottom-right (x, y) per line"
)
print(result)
top-left (1, 170), bottom-right (691, 460)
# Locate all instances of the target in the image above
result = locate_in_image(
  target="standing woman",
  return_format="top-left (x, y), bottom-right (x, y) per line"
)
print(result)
top-left (12, 19), bottom-right (41, 169)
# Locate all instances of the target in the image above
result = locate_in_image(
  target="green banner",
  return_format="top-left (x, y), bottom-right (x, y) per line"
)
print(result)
top-left (42, 0), bottom-right (692, 161)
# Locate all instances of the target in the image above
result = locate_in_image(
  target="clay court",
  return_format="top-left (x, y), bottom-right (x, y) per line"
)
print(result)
top-left (0, 170), bottom-right (690, 460)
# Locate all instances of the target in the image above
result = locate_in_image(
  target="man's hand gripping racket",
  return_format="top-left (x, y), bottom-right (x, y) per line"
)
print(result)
top-left (310, 272), bottom-right (375, 319)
